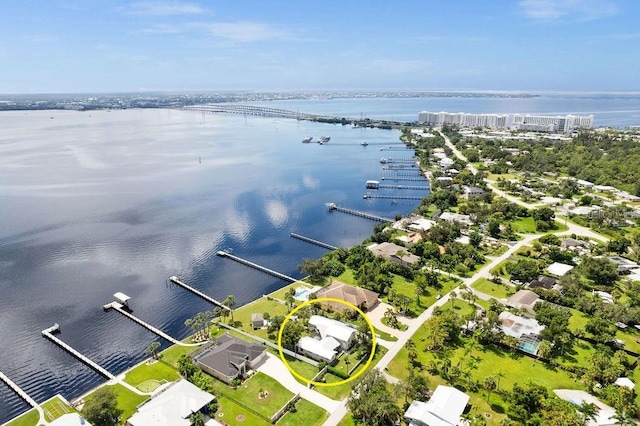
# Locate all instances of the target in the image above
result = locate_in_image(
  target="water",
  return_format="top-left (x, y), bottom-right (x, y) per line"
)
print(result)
top-left (0, 107), bottom-right (422, 422)
top-left (1, 92), bottom-right (638, 422)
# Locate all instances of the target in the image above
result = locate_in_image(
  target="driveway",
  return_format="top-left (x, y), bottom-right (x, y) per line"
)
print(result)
top-left (366, 301), bottom-right (406, 338)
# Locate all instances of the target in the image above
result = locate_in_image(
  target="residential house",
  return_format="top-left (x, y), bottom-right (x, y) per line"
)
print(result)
top-left (297, 336), bottom-right (340, 363)
top-left (561, 238), bottom-right (588, 251)
top-left (192, 334), bottom-right (267, 384)
top-left (527, 275), bottom-right (560, 291)
top-left (127, 379), bottom-right (217, 426)
top-left (499, 311), bottom-right (545, 355)
top-left (547, 262), bottom-right (574, 277)
top-left (407, 217), bottom-right (436, 232)
top-left (367, 242), bottom-right (421, 266)
top-left (605, 256), bottom-right (639, 274)
top-left (463, 186), bottom-right (485, 200)
top-left (553, 390), bottom-right (617, 426)
top-left (404, 385), bottom-right (470, 426)
top-left (251, 313), bottom-right (265, 329)
top-left (506, 290), bottom-right (540, 316)
top-left (298, 315), bottom-right (357, 363)
top-left (315, 280), bottom-right (380, 312)
top-left (436, 176), bottom-right (453, 187)
top-left (397, 232), bottom-right (423, 246)
top-left (437, 212), bottom-right (472, 226)
top-left (50, 414), bottom-right (93, 426)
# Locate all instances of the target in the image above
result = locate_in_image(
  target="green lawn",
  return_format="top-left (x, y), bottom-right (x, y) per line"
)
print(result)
top-left (373, 325), bottom-right (399, 342)
top-left (471, 278), bottom-right (512, 299)
top-left (510, 217), bottom-right (538, 234)
top-left (278, 399), bottom-right (328, 426)
top-left (569, 308), bottom-right (640, 354)
top-left (215, 395), bottom-right (271, 426)
top-left (222, 295), bottom-right (291, 341)
top-left (123, 359), bottom-right (179, 389)
top-left (337, 413), bottom-right (356, 426)
top-left (41, 395), bottom-right (76, 422)
top-left (157, 343), bottom-right (197, 369)
top-left (284, 354), bottom-right (323, 384)
top-left (108, 384), bottom-right (149, 425)
top-left (4, 409), bottom-right (40, 426)
top-left (210, 372), bottom-right (294, 419)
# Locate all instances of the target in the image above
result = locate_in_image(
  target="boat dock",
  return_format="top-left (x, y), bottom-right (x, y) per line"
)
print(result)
top-left (382, 171), bottom-right (421, 177)
top-left (383, 158), bottom-right (416, 163)
top-left (0, 369), bottom-right (40, 410)
top-left (379, 147), bottom-right (413, 151)
top-left (290, 232), bottom-right (338, 250)
top-left (168, 276), bottom-right (230, 310)
top-left (103, 302), bottom-right (199, 347)
top-left (381, 176), bottom-right (427, 182)
top-left (377, 184), bottom-right (430, 190)
top-left (216, 251), bottom-right (298, 283)
top-left (321, 142), bottom-right (405, 146)
top-left (325, 202), bottom-right (394, 222)
top-left (42, 324), bottom-right (115, 379)
top-left (363, 194), bottom-right (424, 200)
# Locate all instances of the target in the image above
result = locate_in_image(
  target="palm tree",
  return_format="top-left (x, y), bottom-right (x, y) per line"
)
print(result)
top-left (483, 376), bottom-right (497, 403)
top-left (415, 285), bottom-right (424, 307)
top-left (189, 411), bottom-right (205, 426)
top-left (405, 339), bottom-right (417, 366)
top-left (284, 291), bottom-right (296, 312)
top-left (495, 370), bottom-right (506, 391)
top-left (223, 295), bottom-right (236, 322)
top-left (579, 402), bottom-right (598, 425)
top-left (536, 340), bottom-right (553, 362)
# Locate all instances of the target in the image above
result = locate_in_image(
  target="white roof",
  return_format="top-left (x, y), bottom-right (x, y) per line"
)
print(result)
top-left (439, 212), bottom-right (471, 224)
top-left (553, 390), bottom-right (617, 426)
top-left (297, 336), bottom-right (337, 362)
top-left (499, 312), bottom-right (544, 339)
top-left (615, 377), bottom-right (635, 390)
top-left (128, 379), bottom-right (215, 426)
top-left (571, 206), bottom-right (601, 215)
top-left (405, 385), bottom-right (469, 426)
top-left (49, 414), bottom-right (92, 426)
top-left (547, 262), bottom-right (574, 277)
top-left (309, 315), bottom-right (356, 343)
top-left (113, 292), bottom-right (131, 303)
top-left (408, 218), bottom-right (436, 232)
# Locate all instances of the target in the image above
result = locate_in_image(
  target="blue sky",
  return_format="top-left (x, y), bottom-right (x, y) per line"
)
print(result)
top-left (0, 0), bottom-right (638, 93)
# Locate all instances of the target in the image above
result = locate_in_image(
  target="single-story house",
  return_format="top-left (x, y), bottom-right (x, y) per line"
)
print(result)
top-left (547, 262), bottom-right (574, 277)
top-left (308, 315), bottom-right (357, 351)
top-left (499, 311), bottom-right (545, 355)
top-left (397, 232), bottom-right (423, 246)
top-left (437, 212), bottom-right (472, 226)
top-left (576, 179), bottom-right (594, 189)
top-left (561, 238), bottom-right (589, 250)
top-left (605, 256), bottom-right (639, 274)
top-left (553, 389), bottom-right (617, 426)
top-left (436, 176), bottom-right (453, 186)
top-left (315, 280), bottom-right (380, 312)
top-left (594, 290), bottom-right (614, 304)
top-left (126, 379), bottom-right (217, 426)
top-left (439, 158), bottom-right (455, 169)
top-left (251, 313), bottom-right (265, 329)
top-left (192, 334), bottom-right (266, 384)
top-left (368, 242), bottom-right (421, 266)
top-left (404, 385), bottom-right (470, 426)
top-left (570, 206), bottom-right (601, 216)
top-left (506, 290), bottom-right (540, 316)
top-left (527, 275), bottom-right (559, 291)
top-left (408, 218), bottom-right (436, 232)
top-left (297, 336), bottom-right (340, 363)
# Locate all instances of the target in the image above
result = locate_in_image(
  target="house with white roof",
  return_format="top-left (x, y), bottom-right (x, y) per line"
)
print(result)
top-left (297, 336), bottom-right (340, 363)
top-left (404, 385), bottom-right (470, 426)
top-left (547, 262), bottom-right (574, 277)
top-left (49, 414), bottom-right (92, 426)
top-left (308, 315), bottom-right (356, 350)
top-left (408, 217), bottom-right (436, 232)
top-left (298, 315), bottom-right (358, 363)
top-left (126, 379), bottom-right (217, 426)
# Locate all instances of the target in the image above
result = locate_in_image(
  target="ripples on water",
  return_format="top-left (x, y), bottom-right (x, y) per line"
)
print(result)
top-left (0, 109), bottom-right (423, 422)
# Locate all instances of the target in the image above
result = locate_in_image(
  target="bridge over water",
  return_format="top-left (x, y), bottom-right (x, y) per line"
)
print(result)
top-left (182, 104), bottom-right (332, 121)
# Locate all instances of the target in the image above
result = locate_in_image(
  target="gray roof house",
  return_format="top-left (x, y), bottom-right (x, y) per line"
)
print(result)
top-left (192, 334), bottom-right (266, 384)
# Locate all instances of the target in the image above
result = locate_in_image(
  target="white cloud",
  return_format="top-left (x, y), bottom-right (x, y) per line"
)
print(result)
top-left (519, 0), bottom-right (619, 22)
top-left (204, 21), bottom-right (287, 43)
top-left (125, 1), bottom-right (205, 16)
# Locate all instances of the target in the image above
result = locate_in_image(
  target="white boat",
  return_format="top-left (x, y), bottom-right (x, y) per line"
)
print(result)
top-left (302, 136), bottom-right (313, 143)
top-left (361, 141), bottom-right (368, 146)
top-left (318, 136), bottom-right (330, 143)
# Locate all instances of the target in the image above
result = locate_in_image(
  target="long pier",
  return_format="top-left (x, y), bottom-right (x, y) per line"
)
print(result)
top-left (325, 203), bottom-right (394, 222)
top-left (290, 233), bottom-right (338, 250)
top-left (382, 171), bottom-right (422, 177)
top-left (103, 303), bottom-right (200, 347)
top-left (383, 158), bottom-right (417, 163)
top-left (168, 276), bottom-right (230, 310)
top-left (363, 194), bottom-right (424, 200)
top-left (382, 165), bottom-right (418, 170)
top-left (183, 104), bottom-right (325, 120)
top-left (42, 324), bottom-right (115, 379)
top-left (379, 147), bottom-right (413, 151)
top-left (321, 142), bottom-right (405, 146)
top-left (0, 369), bottom-right (41, 410)
top-left (381, 176), bottom-right (428, 182)
top-left (216, 251), bottom-right (298, 283)
top-left (377, 184), bottom-right (430, 190)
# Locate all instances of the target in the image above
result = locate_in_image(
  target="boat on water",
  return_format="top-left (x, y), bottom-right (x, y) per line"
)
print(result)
top-left (318, 136), bottom-right (330, 144)
top-left (361, 141), bottom-right (368, 146)
top-left (302, 136), bottom-right (313, 143)
top-left (380, 157), bottom-right (388, 163)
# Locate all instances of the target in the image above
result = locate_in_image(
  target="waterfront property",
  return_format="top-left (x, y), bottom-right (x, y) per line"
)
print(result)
top-left (126, 379), bottom-right (216, 426)
top-left (192, 334), bottom-right (267, 384)
top-left (315, 280), bottom-right (380, 312)
top-left (297, 315), bottom-right (357, 363)
top-left (367, 241), bottom-right (421, 266)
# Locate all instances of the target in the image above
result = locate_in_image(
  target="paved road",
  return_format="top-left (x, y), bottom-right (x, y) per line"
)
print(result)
top-left (257, 353), bottom-right (341, 413)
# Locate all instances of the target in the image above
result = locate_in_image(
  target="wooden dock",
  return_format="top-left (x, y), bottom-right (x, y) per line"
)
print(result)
top-left (377, 184), bottom-right (430, 190)
top-left (379, 147), bottom-right (413, 151)
top-left (290, 233), bottom-right (338, 250)
top-left (325, 202), bottom-right (394, 222)
top-left (216, 251), bottom-right (298, 283)
top-left (103, 302), bottom-right (200, 347)
top-left (42, 324), bottom-right (115, 379)
top-left (363, 194), bottom-right (424, 200)
top-left (0, 369), bottom-right (40, 410)
top-left (381, 176), bottom-right (427, 182)
top-left (168, 276), bottom-right (230, 310)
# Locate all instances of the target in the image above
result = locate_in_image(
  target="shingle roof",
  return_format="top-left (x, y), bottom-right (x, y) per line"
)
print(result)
top-left (195, 334), bottom-right (265, 378)
top-left (316, 280), bottom-right (379, 311)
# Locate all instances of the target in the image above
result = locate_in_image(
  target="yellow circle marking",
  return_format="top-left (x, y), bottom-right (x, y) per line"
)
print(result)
top-left (277, 297), bottom-right (377, 387)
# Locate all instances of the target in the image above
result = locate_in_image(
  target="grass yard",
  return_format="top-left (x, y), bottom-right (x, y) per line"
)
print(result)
top-left (4, 409), bottom-right (40, 426)
top-left (211, 372), bottom-right (294, 419)
top-left (387, 332), bottom-right (583, 424)
top-left (278, 399), bottom-right (328, 426)
top-left (123, 359), bottom-right (179, 389)
top-left (510, 217), bottom-right (538, 234)
top-left (284, 354), bottom-right (323, 384)
top-left (337, 413), bottom-right (357, 426)
top-left (215, 395), bottom-right (271, 426)
top-left (226, 295), bottom-right (291, 341)
top-left (568, 308), bottom-right (640, 354)
top-left (41, 395), bottom-right (76, 422)
top-left (106, 383), bottom-right (149, 425)
top-left (157, 343), bottom-right (197, 369)
top-left (471, 278), bottom-right (512, 300)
